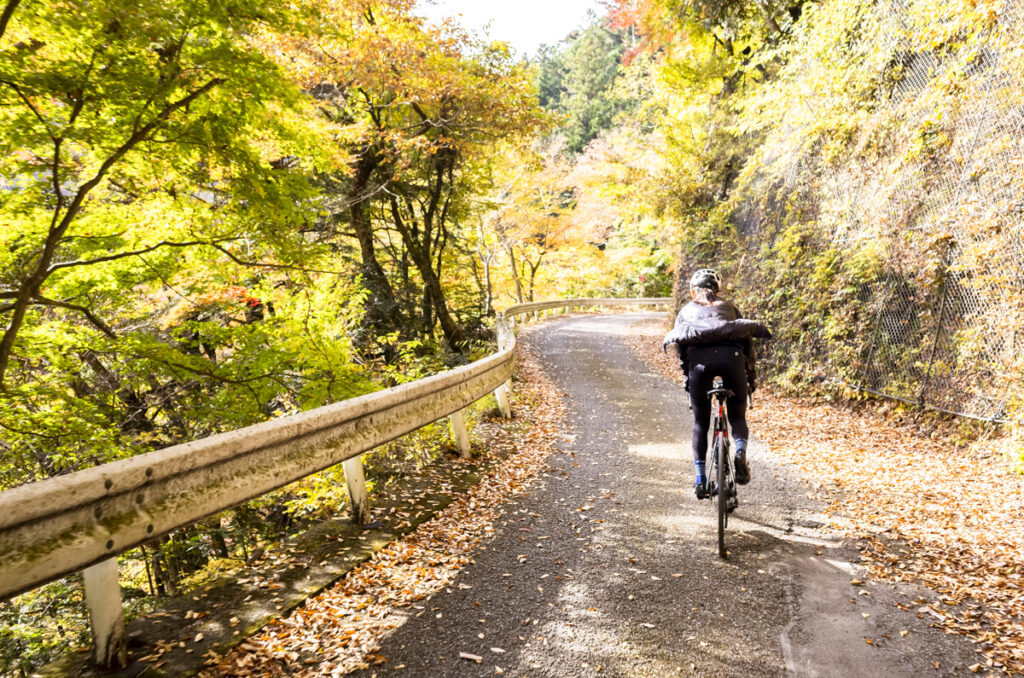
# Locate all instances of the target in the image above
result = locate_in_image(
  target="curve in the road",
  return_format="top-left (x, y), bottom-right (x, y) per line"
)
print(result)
top-left (351, 313), bottom-right (978, 678)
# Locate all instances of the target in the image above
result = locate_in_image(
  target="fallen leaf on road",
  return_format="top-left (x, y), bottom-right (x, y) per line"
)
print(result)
top-left (198, 348), bottom-right (567, 678)
top-left (629, 328), bottom-right (1024, 674)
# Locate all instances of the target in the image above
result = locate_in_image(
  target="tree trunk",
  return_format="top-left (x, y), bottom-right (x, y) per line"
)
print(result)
top-left (151, 543), bottom-right (178, 596)
top-left (421, 287), bottom-right (433, 336)
top-left (388, 195), bottom-right (467, 350)
top-left (210, 529), bottom-right (229, 559)
top-left (140, 545), bottom-right (156, 595)
top-left (477, 220), bottom-right (494, 316)
top-left (348, 156), bottom-right (404, 338)
top-left (527, 254), bottom-right (544, 302)
top-left (508, 246), bottom-right (525, 303)
top-left (752, 0), bottom-right (783, 35)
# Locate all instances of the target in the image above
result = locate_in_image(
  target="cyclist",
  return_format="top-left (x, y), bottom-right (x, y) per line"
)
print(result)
top-left (663, 269), bottom-right (770, 499)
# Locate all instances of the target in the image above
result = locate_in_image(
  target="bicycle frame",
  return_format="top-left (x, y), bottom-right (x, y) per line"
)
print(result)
top-left (705, 379), bottom-right (735, 491)
top-left (708, 393), bottom-right (733, 477)
top-left (704, 376), bottom-right (736, 557)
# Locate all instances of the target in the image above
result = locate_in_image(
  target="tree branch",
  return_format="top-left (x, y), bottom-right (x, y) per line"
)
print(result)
top-left (751, 0), bottom-right (783, 35)
top-left (0, 0), bottom-right (21, 42)
top-left (0, 78), bottom-right (226, 387)
top-left (46, 238), bottom-right (237, 273)
top-left (0, 295), bottom-right (119, 338)
top-left (129, 353), bottom-right (283, 386)
top-left (74, 78), bottom-right (226, 212)
top-left (1, 79), bottom-right (50, 131)
top-left (207, 243), bottom-right (343, 275)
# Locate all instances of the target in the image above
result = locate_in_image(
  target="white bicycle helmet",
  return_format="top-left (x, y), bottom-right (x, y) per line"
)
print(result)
top-left (689, 268), bottom-right (721, 292)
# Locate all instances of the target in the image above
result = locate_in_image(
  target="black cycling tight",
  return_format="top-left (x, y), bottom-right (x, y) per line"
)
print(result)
top-left (687, 344), bottom-right (749, 463)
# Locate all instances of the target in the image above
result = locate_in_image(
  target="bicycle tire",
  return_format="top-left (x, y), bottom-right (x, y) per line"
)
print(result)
top-left (716, 433), bottom-right (728, 558)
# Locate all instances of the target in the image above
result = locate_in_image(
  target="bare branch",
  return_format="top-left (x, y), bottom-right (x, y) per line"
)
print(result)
top-left (129, 353), bottom-right (282, 385)
top-left (33, 295), bottom-right (117, 338)
top-left (0, 295), bottom-right (116, 337)
top-left (207, 242), bottom-right (344, 275)
top-left (50, 137), bottom-right (64, 216)
top-left (0, 79), bottom-right (50, 131)
top-left (46, 238), bottom-right (238, 273)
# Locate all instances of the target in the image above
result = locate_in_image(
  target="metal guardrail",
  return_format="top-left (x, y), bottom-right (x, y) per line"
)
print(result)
top-left (0, 297), bottom-right (670, 667)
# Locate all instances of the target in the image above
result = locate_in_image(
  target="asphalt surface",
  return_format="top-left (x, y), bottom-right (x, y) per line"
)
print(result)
top-left (352, 313), bottom-right (979, 678)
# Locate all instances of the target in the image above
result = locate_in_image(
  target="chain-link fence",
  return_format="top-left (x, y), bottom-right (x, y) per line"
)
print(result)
top-left (851, 0), bottom-right (1023, 421)
top-left (733, 0), bottom-right (1024, 422)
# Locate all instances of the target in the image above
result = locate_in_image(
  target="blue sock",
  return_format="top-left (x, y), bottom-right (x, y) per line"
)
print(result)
top-left (694, 459), bottom-right (706, 483)
top-left (735, 439), bottom-right (747, 457)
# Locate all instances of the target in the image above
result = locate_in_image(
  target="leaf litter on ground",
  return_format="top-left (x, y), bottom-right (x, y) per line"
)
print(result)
top-left (626, 321), bottom-right (1024, 677)
top-left (198, 341), bottom-right (567, 676)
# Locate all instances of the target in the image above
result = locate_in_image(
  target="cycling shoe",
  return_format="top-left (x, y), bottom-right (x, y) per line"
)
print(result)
top-left (734, 453), bottom-right (750, 485)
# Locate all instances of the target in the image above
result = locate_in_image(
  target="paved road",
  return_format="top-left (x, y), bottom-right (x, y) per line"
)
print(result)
top-left (353, 313), bottom-right (978, 677)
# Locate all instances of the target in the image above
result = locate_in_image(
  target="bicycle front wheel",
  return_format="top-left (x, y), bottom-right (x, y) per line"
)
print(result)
top-left (715, 433), bottom-right (729, 558)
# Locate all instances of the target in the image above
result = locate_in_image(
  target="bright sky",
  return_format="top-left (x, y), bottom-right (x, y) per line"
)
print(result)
top-left (416, 0), bottom-right (606, 57)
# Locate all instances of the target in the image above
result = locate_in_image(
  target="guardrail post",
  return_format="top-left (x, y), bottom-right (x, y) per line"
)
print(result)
top-left (494, 384), bottom-right (512, 419)
top-left (494, 315), bottom-right (514, 418)
top-left (342, 456), bottom-right (369, 525)
top-left (449, 410), bottom-right (471, 458)
top-left (82, 558), bottom-right (127, 669)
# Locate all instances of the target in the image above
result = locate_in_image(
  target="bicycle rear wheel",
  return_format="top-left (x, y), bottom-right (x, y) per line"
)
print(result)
top-left (715, 433), bottom-right (729, 558)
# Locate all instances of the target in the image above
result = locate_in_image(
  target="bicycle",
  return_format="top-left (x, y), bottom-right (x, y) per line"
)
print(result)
top-left (703, 376), bottom-right (738, 558)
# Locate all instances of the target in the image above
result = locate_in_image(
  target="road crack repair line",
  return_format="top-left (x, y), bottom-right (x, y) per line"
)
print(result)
top-left (625, 312), bottom-right (1010, 677)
